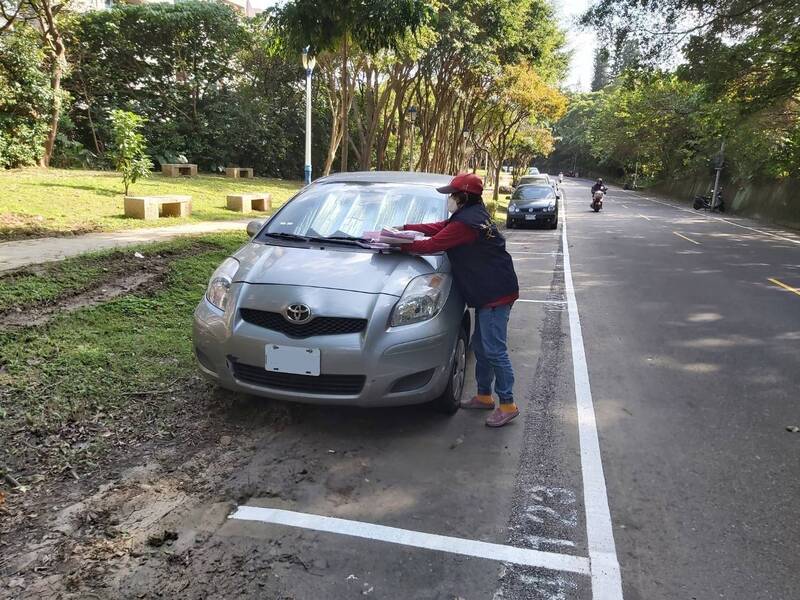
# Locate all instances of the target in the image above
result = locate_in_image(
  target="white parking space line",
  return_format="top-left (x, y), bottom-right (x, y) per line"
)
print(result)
top-left (230, 506), bottom-right (591, 575)
top-left (562, 205), bottom-right (624, 599)
top-left (517, 299), bottom-right (567, 304)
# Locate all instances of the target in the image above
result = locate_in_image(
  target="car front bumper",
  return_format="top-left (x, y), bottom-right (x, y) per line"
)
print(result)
top-left (192, 282), bottom-right (464, 407)
top-left (507, 211), bottom-right (557, 225)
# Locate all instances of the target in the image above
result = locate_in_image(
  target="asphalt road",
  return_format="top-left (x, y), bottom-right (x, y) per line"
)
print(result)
top-left (562, 180), bottom-right (800, 599)
top-left (57, 179), bottom-right (798, 599)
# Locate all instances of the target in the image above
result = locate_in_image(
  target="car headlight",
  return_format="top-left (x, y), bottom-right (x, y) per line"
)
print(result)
top-left (205, 257), bottom-right (239, 311)
top-left (390, 273), bottom-right (452, 327)
top-left (547, 202), bottom-right (556, 212)
top-left (509, 204), bottom-right (518, 213)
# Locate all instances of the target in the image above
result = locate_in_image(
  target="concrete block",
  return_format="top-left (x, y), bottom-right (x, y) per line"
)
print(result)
top-left (225, 167), bottom-right (255, 179)
top-left (226, 193), bottom-right (271, 212)
top-left (124, 195), bottom-right (192, 220)
top-left (162, 164), bottom-right (197, 177)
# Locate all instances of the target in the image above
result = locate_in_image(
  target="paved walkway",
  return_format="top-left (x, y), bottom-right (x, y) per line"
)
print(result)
top-left (0, 220), bottom-right (251, 272)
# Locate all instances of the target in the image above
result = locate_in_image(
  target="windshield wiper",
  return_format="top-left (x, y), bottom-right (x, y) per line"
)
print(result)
top-left (323, 235), bottom-right (372, 243)
top-left (262, 232), bottom-right (310, 242)
top-left (263, 232), bottom-right (382, 250)
top-left (306, 235), bottom-right (375, 248)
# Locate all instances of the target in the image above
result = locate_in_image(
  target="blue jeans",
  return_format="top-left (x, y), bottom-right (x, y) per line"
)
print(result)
top-left (473, 304), bottom-right (515, 404)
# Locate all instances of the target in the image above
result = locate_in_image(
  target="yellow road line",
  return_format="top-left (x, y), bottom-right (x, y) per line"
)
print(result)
top-left (768, 278), bottom-right (800, 297)
top-left (673, 231), bottom-right (701, 245)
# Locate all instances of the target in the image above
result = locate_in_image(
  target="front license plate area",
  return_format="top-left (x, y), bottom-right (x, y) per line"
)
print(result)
top-left (525, 214), bottom-right (537, 220)
top-left (265, 345), bottom-right (320, 376)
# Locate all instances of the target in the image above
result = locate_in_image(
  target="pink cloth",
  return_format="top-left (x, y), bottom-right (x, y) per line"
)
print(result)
top-left (364, 228), bottom-right (427, 245)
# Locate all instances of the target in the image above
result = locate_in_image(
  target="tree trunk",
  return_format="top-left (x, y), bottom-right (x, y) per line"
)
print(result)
top-left (40, 40), bottom-right (65, 167)
top-left (493, 160), bottom-right (502, 204)
top-left (340, 34), bottom-right (349, 172)
top-left (323, 116), bottom-right (342, 176)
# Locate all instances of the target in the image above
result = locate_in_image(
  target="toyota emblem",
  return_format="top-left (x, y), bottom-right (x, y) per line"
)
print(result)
top-left (284, 303), bottom-right (312, 324)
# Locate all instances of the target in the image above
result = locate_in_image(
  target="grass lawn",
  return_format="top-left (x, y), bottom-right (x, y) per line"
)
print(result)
top-left (0, 231), bottom-right (247, 484)
top-left (0, 168), bottom-right (302, 240)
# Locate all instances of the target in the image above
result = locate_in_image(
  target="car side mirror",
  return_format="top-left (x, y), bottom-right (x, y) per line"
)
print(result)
top-left (246, 219), bottom-right (264, 238)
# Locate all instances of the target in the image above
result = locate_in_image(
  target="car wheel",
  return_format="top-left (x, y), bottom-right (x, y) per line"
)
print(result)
top-left (432, 328), bottom-right (468, 415)
top-left (549, 217), bottom-right (558, 229)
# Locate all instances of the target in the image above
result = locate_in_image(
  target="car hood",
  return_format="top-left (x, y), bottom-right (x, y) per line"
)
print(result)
top-left (513, 198), bottom-right (554, 208)
top-left (232, 242), bottom-right (445, 297)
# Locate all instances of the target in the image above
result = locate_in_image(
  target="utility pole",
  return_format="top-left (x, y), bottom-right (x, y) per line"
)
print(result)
top-left (302, 47), bottom-right (316, 185)
top-left (711, 139), bottom-right (725, 210)
top-left (407, 106), bottom-right (417, 172)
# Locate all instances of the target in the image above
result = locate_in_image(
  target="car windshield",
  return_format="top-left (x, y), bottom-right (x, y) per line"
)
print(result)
top-left (261, 182), bottom-right (446, 240)
top-left (513, 186), bottom-right (554, 201)
top-left (519, 176), bottom-right (549, 186)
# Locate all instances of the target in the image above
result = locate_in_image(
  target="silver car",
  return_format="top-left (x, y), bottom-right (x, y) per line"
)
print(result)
top-left (193, 172), bottom-right (470, 414)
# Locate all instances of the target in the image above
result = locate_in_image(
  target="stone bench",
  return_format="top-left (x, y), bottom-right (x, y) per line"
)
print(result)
top-left (226, 193), bottom-right (271, 213)
top-left (124, 195), bottom-right (192, 220)
top-left (225, 167), bottom-right (254, 178)
top-left (162, 163), bottom-right (197, 177)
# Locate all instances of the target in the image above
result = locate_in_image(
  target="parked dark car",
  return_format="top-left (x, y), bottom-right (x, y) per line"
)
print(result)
top-left (505, 184), bottom-right (558, 229)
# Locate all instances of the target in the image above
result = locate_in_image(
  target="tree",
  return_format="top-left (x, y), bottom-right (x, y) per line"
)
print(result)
top-left (591, 48), bottom-right (611, 91)
top-left (0, 25), bottom-right (53, 168)
top-left (509, 126), bottom-right (555, 184)
top-left (1, 0), bottom-right (70, 167)
top-left (279, 0), bottom-right (433, 172)
top-left (582, 0), bottom-right (800, 110)
top-left (481, 62), bottom-right (566, 200)
top-left (108, 109), bottom-right (152, 196)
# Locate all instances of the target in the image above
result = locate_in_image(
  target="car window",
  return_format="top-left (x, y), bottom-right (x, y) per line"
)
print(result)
top-left (513, 186), bottom-right (554, 200)
top-left (263, 182), bottom-right (447, 239)
top-left (518, 175), bottom-right (549, 186)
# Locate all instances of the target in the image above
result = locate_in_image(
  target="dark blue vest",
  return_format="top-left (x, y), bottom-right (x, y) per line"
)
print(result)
top-left (447, 203), bottom-right (519, 308)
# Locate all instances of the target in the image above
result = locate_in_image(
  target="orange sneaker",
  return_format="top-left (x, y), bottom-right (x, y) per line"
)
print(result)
top-left (486, 405), bottom-right (519, 427)
top-left (461, 395), bottom-right (495, 410)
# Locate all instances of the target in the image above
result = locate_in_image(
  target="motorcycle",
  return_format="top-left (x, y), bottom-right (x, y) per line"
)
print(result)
top-left (591, 189), bottom-right (604, 212)
top-left (693, 188), bottom-right (725, 212)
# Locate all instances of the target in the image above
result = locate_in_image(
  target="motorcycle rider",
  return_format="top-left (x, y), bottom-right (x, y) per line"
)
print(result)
top-left (558, 171), bottom-right (564, 183)
top-left (591, 178), bottom-right (607, 196)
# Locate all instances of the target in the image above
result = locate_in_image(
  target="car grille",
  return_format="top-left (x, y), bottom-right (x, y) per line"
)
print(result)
top-left (522, 206), bottom-right (546, 213)
top-left (231, 362), bottom-right (366, 395)
top-left (240, 309), bottom-right (367, 338)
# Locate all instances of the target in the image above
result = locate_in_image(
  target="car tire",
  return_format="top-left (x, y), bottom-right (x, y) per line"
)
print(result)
top-left (549, 217), bottom-right (558, 229)
top-left (432, 327), bottom-right (468, 415)
top-left (506, 218), bottom-right (514, 229)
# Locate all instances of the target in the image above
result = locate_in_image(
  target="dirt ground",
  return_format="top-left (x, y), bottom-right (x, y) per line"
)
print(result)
top-left (0, 381), bottom-right (314, 599)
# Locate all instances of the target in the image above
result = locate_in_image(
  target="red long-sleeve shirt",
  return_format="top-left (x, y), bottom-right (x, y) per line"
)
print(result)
top-left (403, 220), bottom-right (477, 253)
top-left (401, 222), bottom-right (518, 308)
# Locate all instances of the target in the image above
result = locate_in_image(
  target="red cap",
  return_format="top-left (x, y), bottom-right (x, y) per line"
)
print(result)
top-left (436, 172), bottom-right (483, 196)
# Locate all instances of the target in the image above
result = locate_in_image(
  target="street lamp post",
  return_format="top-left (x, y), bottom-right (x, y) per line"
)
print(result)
top-left (302, 47), bottom-right (316, 185)
top-left (407, 106), bottom-right (417, 172)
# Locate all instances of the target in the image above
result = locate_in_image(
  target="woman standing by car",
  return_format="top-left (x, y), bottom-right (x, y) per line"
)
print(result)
top-left (401, 173), bottom-right (520, 427)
